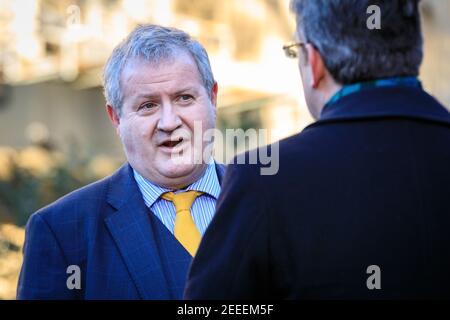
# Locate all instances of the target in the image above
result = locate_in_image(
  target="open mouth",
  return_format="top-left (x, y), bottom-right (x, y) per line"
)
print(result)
top-left (160, 137), bottom-right (183, 148)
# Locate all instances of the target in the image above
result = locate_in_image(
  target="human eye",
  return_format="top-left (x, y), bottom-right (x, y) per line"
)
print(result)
top-left (177, 94), bottom-right (194, 104)
top-left (138, 102), bottom-right (158, 112)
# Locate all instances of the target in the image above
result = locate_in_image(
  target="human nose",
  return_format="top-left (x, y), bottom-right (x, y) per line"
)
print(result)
top-left (156, 102), bottom-right (182, 132)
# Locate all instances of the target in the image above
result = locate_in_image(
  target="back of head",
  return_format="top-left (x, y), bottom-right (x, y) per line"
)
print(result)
top-left (291, 0), bottom-right (423, 84)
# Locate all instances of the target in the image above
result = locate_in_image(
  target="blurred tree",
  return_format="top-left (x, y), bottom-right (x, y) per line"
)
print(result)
top-left (0, 143), bottom-right (119, 227)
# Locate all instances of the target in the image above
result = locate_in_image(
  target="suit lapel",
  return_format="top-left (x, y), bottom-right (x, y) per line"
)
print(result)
top-left (104, 164), bottom-right (171, 299)
top-left (215, 162), bottom-right (226, 185)
top-left (104, 162), bottom-right (226, 299)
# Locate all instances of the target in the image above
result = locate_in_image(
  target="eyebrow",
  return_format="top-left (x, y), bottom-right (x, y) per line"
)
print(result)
top-left (134, 87), bottom-right (199, 100)
top-left (172, 87), bottom-right (199, 96)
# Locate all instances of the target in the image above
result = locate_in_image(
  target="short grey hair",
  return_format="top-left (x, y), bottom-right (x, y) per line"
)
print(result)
top-left (103, 24), bottom-right (215, 115)
top-left (291, 0), bottom-right (423, 84)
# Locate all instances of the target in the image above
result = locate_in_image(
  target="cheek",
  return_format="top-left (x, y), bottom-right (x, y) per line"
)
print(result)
top-left (117, 123), bottom-right (134, 153)
top-left (210, 103), bottom-right (217, 122)
top-left (119, 119), bottom-right (155, 150)
top-left (187, 112), bottom-right (214, 139)
top-left (196, 103), bottom-right (216, 128)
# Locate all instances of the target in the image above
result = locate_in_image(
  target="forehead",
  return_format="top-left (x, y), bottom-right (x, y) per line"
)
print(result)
top-left (121, 52), bottom-right (203, 92)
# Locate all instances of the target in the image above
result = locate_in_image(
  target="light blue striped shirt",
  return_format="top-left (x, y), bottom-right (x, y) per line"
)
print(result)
top-left (133, 161), bottom-right (221, 235)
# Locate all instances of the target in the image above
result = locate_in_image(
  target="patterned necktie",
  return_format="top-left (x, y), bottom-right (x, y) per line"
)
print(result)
top-left (161, 191), bottom-right (204, 256)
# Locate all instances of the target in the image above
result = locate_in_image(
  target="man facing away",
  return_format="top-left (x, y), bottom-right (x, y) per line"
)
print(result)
top-left (185, 0), bottom-right (450, 299)
top-left (17, 24), bottom-right (224, 299)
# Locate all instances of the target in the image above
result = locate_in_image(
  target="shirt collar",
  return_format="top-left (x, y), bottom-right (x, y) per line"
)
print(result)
top-left (133, 159), bottom-right (221, 208)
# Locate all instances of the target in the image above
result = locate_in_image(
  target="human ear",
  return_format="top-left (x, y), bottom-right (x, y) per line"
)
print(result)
top-left (306, 45), bottom-right (326, 89)
top-left (106, 104), bottom-right (121, 136)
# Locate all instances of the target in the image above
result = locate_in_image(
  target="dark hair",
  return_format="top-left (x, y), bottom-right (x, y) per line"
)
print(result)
top-left (291, 0), bottom-right (423, 84)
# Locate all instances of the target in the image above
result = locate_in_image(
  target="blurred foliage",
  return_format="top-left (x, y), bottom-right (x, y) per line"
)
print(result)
top-left (0, 223), bottom-right (25, 300)
top-left (0, 142), bottom-right (120, 300)
top-left (0, 144), bottom-right (120, 227)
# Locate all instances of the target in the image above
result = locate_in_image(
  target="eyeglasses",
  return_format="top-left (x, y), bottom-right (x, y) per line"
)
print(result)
top-left (282, 41), bottom-right (306, 59)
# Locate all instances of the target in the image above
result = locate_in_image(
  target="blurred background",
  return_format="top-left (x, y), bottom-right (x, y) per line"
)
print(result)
top-left (0, 0), bottom-right (449, 299)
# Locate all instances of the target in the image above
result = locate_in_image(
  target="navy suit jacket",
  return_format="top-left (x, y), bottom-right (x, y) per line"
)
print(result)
top-left (17, 163), bottom-right (225, 300)
top-left (185, 86), bottom-right (450, 299)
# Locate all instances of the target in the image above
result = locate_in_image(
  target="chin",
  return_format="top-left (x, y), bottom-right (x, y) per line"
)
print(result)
top-left (157, 162), bottom-right (206, 189)
top-left (159, 161), bottom-right (197, 179)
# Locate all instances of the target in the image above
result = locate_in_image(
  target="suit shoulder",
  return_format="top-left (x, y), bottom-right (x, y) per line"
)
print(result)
top-left (31, 174), bottom-right (112, 226)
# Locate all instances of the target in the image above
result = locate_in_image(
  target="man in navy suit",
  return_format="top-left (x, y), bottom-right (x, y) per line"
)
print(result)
top-left (17, 25), bottom-right (224, 299)
top-left (185, 0), bottom-right (450, 299)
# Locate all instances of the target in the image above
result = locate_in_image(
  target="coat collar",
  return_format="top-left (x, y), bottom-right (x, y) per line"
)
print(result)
top-left (316, 86), bottom-right (450, 127)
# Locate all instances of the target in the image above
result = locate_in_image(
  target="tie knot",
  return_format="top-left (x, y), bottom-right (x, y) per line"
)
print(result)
top-left (161, 191), bottom-right (204, 213)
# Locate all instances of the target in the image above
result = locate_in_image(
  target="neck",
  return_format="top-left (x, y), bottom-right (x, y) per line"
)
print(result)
top-left (313, 80), bottom-right (342, 119)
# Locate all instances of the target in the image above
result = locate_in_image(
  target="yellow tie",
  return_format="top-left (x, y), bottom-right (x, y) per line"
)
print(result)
top-left (161, 191), bottom-right (204, 256)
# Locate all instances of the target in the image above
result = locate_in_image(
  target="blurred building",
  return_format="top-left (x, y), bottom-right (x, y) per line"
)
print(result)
top-left (0, 0), bottom-right (449, 162)
top-left (1, 0), bottom-right (448, 301)
top-left (0, 0), bottom-right (306, 163)
top-left (420, 0), bottom-right (450, 107)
